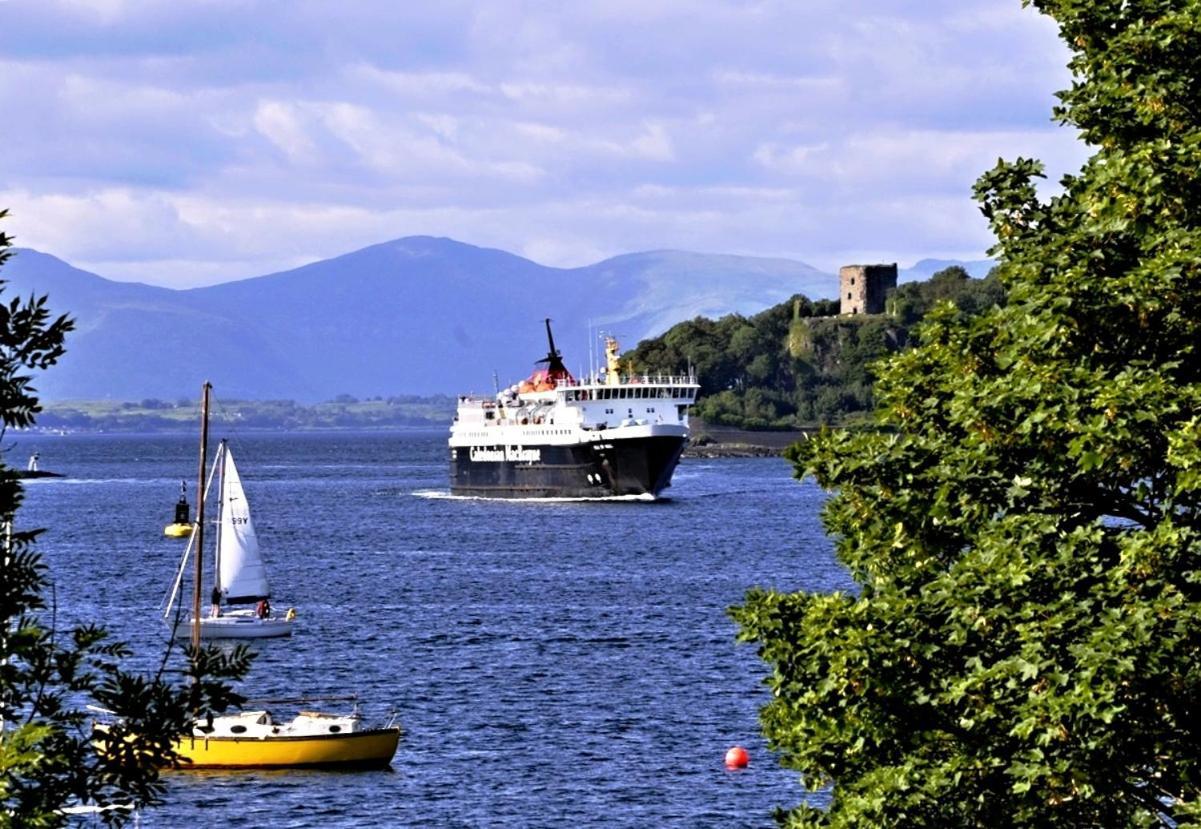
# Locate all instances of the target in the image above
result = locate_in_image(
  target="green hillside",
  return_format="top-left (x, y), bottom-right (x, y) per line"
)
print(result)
top-left (626, 266), bottom-right (1005, 428)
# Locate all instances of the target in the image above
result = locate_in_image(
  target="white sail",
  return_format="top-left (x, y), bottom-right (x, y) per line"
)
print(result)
top-left (218, 446), bottom-right (270, 602)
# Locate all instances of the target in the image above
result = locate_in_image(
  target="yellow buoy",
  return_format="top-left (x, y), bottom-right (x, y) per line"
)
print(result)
top-left (164, 522), bottom-right (193, 538)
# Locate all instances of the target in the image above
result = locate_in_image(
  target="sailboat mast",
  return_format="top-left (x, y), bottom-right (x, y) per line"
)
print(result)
top-left (215, 441), bottom-right (226, 601)
top-left (191, 382), bottom-right (212, 651)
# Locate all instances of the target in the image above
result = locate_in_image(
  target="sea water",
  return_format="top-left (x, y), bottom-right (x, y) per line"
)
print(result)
top-left (15, 431), bottom-right (851, 828)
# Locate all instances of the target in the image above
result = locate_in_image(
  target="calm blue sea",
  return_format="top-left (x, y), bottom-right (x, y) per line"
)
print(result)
top-left (15, 430), bottom-right (852, 828)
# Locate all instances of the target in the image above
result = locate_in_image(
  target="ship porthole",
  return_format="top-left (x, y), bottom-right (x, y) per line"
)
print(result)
top-left (230, 725), bottom-right (247, 734)
top-left (329, 725), bottom-right (342, 733)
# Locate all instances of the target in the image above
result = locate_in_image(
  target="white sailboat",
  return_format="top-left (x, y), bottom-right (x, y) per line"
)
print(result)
top-left (164, 439), bottom-right (293, 640)
top-left (114, 382), bottom-right (401, 770)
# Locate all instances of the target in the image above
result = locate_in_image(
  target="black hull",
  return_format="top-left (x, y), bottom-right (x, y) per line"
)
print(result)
top-left (450, 435), bottom-right (686, 499)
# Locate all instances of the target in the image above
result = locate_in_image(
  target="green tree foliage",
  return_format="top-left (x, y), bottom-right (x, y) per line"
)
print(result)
top-left (889, 266), bottom-right (1007, 327)
top-left (627, 297), bottom-right (874, 427)
top-left (732, 2), bottom-right (1201, 825)
top-left (0, 211), bottom-right (251, 827)
top-left (627, 273), bottom-right (997, 428)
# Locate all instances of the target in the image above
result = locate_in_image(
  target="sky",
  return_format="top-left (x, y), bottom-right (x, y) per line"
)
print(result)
top-left (0, 0), bottom-right (1089, 288)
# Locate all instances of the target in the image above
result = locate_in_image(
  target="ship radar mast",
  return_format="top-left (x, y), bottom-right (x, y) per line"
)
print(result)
top-left (537, 318), bottom-right (572, 381)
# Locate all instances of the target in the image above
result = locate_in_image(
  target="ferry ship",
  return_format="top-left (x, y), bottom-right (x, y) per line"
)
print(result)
top-left (449, 321), bottom-right (699, 499)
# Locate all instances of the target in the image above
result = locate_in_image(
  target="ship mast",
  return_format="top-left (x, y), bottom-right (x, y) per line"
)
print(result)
top-left (540, 317), bottom-right (570, 380)
top-left (191, 381), bottom-right (211, 651)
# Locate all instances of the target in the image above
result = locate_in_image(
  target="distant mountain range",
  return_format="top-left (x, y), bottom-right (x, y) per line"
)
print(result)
top-left (901, 258), bottom-right (995, 281)
top-left (2, 237), bottom-right (986, 401)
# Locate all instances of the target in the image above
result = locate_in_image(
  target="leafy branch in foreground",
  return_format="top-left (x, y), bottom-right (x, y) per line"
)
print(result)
top-left (733, 1), bottom-right (1201, 826)
top-left (1, 211), bottom-right (252, 827)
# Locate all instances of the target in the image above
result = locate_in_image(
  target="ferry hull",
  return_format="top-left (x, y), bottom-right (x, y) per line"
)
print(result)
top-left (449, 434), bottom-right (686, 499)
top-left (171, 728), bottom-right (401, 769)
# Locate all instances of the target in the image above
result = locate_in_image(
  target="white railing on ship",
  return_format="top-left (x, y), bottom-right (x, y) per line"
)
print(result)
top-left (458, 374), bottom-right (698, 404)
top-left (558, 374), bottom-right (698, 387)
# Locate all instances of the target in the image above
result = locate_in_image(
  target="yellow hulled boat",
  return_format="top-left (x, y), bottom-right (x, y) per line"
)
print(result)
top-left (96, 706), bottom-right (401, 770)
top-left (122, 384), bottom-right (400, 772)
top-left (173, 709), bottom-right (401, 769)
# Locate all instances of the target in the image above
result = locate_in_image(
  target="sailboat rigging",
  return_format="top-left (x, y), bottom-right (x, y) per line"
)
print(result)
top-left (128, 381), bottom-right (402, 769)
top-left (163, 386), bottom-right (293, 639)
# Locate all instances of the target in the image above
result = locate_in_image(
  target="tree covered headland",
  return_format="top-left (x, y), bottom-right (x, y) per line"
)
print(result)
top-left (626, 268), bottom-right (1003, 428)
top-left (1, 211), bottom-right (249, 827)
top-left (732, 1), bottom-right (1201, 826)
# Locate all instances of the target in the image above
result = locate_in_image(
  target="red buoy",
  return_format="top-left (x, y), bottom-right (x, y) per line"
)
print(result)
top-left (724, 746), bottom-right (750, 769)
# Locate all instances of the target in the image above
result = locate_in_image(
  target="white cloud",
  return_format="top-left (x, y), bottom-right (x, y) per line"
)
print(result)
top-left (712, 69), bottom-right (841, 93)
top-left (348, 64), bottom-right (491, 97)
top-left (415, 113), bottom-right (462, 142)
top-left (253, 101), bottom-right (317, 163)
top-left (310, 102), bottom-right (546, 183)
top-left (0, 0), bottom-right (1083, 285)
top-left (498, 81), bottom-right (632, 107)
top-left (513, 122), bottom-right (568, 143)
top-left (57, 0), bottom-right (130, 20)
top-left (753, 128), bottom-right (1086, 199)
top-left (629, 122), bottom-right (674, 162)
top-left (752, 142), bottom-right (830, 174)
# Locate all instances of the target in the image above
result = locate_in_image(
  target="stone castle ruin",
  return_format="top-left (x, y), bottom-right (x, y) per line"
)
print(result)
top-left (840, 263), bottom-right (897, 315)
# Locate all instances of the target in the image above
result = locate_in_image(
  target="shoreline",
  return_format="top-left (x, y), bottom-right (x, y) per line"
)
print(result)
top-left (684, 420), bottom-right (812, 458)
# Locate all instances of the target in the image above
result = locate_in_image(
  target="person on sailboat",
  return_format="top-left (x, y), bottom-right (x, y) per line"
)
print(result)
top-left (255, 598), bottom-right (271, 619)
top-left (27, 452), bottom-right (38, 472)
top-left (210, 586), bottom-right (222, 618)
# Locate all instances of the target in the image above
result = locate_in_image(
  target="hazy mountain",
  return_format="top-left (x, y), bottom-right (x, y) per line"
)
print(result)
top-left (901, 258), bottom-right (995, 281)
top-left (3, 237), bottom-right (833, 401)
top-left (578, 250), bottom-right (829, 339)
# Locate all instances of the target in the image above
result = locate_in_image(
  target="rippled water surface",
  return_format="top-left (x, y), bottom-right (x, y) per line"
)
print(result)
top-left (17, 431), bottom-right (852, 828)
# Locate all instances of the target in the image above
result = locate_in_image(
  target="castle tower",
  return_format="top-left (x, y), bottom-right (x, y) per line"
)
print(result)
top-left (840, 263), bottom-right (897, 315)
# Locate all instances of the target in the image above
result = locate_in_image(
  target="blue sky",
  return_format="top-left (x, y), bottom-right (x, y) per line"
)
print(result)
top-left (0, 0), bottom-right (1087, 288)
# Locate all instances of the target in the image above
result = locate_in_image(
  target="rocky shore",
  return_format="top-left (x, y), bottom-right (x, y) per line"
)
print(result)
top-left (683, 420), bottom-right (812, 458)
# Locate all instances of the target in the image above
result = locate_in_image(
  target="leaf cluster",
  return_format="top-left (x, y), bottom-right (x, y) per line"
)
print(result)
top-left (1, 212), bottom-right (252, 828)
top-left (2, 530), bottom-right (251, 826)
top-left (733, 1), bottom-right (1201, 825)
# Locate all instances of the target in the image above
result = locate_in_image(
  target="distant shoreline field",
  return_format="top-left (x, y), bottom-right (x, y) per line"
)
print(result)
top-left (29, 395), bottom-right (456, 433)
